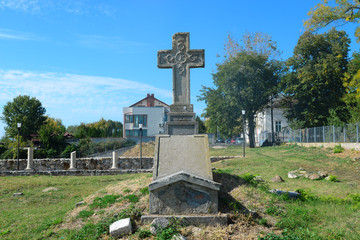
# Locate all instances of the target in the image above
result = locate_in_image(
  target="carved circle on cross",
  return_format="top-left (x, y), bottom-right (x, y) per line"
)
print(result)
top-left (175, 52), bottom-right (187, 64)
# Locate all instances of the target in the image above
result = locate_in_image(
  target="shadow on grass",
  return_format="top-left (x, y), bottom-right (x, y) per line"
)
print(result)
top-left (213, 171), bottom-right (261, 221)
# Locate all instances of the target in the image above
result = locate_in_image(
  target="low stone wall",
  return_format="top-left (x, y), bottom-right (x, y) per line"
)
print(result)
top-left (0, 157), bottom-right (153, 172)
top-left (0, 156), bottom-right (239, 176)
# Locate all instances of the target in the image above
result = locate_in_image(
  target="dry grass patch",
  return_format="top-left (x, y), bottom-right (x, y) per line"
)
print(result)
top-left (122, 142), bottom-right (155, 157)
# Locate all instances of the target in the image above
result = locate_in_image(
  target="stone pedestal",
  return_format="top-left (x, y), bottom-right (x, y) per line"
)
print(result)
top-left (25, 147), bottom-right (34, 171)
top-left (149, 135), bottom-right (220, 214)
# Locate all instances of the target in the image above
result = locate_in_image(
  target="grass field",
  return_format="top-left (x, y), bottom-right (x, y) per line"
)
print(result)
top-left (0, 144), bottom-right (359, 239)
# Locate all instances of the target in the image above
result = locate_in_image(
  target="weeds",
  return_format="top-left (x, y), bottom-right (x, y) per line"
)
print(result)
top-left (333, 145), bottom-right (344, 153)
top-left (78, 210), bottom-right (94, 219)
top-left (89, 194), bottom-right (121, 209)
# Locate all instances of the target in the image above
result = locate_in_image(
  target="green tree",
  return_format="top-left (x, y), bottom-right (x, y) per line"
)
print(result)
top-left (282, 29), bottom-right (350, 128)
top-left (1, 95), bottom-right (46, 139)
top-left (343, 51), bottom-right (360, 121)
top-left (305, 0), bottom-right (360, 42)
top-left (200, 51), bottom-right (283, 148)
top-left (38, 117), bottom-right (67, 157)
top-left (196, 116), bottom-right (207, 133)
top-left (68, 118), bottom-right (123, 139)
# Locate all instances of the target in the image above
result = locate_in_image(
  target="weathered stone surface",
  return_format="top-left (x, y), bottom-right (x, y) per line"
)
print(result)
top-left (288, 171), bottom-right (299, 179)
top-left (142, 214), bottom-right (228, 226)
top-left (271, 175), bottom-right (284, 182)
top-left (12, 192), bottom-right (23, 196)
top-left (153, 135), bottom-right (212, 181)
top-left (269, 189), bottom-right (300, 199)
top-left (109, 218), bottom-right (132, 237)
top-left (317, 171), bottom-right (328, 178)
top-left (149, 171), bottom-right (220, 214)
top-left (42, 187), bottom-right (59, 192)
top-left (150, 218), bottom-right (170, 235)
top-left (75, 201), bottom-right (85, 207)
top-left (192, 227), bottom-right (202, 238)
top-left (172, 234), bottom-right (187, 240)
top-left (309, 174), bottom-right (321, 180)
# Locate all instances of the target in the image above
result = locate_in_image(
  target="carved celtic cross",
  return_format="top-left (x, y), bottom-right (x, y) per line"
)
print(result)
top-left (158, 32), bottom-right (204, 106)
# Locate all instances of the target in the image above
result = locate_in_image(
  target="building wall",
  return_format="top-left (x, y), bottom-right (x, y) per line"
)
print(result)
top-left (123, 106), bottom-right (169, 137)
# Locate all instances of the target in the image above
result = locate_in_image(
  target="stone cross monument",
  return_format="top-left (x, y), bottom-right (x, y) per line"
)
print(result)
top-left (158, 32), bottom-right (204, 135)
top-left (146, 33), bottom-right (221, 217)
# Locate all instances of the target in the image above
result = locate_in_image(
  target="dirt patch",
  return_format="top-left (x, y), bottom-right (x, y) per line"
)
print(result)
top-left (122, 142), bottom-right (155, 157)
top-left (327, 148), bottom-right (360, 160)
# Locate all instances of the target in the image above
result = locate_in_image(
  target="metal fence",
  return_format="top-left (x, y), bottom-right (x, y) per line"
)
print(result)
top-left (284, 123), bottom-right (360, 143)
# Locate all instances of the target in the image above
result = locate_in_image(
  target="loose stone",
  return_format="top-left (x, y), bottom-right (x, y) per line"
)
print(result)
top-left (109, 218), bottom-right (132, 237)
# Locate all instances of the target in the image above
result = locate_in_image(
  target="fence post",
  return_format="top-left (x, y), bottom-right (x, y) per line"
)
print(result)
top-left (333, 125), bottom-right (335, 143)
top-left (300, 129), bottom-right (302, 143)
top-left (323, 126), bottom-right (325, 142)
top-left (306, 128), bottom-right (309, 143)
top-left (344, 126), bottom-right (346, 143)
top-left (314, 127), bottom-right (316, 143)
top-left (357, 123), bottom-right (359, 143)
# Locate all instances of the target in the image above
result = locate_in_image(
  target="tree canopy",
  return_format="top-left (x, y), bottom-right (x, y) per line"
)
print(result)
top-left (1, 95), bottom-right (46, 139)
top-left (282, 29), bottom-right (350, 128)
top-left (200, 38), bottom-right (284, 147)
top-left (305, 0), bottom-right (360, 42)
top-left (67, 118), bottom-right (123, 139)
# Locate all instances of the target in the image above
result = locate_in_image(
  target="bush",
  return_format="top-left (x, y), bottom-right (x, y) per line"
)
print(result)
top-left (333, 145), bottom-right (344, 153)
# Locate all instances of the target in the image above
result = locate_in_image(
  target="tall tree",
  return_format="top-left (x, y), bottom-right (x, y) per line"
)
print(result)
top-left (1, 95), bottom-right (46, 139)
top-left (200, 51), bottom-right (283, 147)
top-left (305, 0), bottom-right (360, 42)
top-left (38, 117), bottom-right (67, 157)
top-left (282, 29), bottom-right (350, 128)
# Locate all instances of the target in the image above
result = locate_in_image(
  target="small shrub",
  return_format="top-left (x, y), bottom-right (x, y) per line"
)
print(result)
top-left (333, 145), bottom-right (344, 153)
top-left (240, 173), bottom-right (257, 184)
top-left (124, 194), bottom-right (139, 203)
top-left (328, 175), bottom-right (339, 182)
top-left (89, 194), bottom-right (121, 209)
top-left (137, 229), bottom-right (152, 239)
top-left (259, 218), bottom-right (268, 226)
top-left (265, 205), bottom-right (283, 216)
top-left (155, 218), bottom-right (182, 240)
top-left (78, 210), bottom-right (94, 219)
top-left (140, 187), bottom-right (149, 195)
top-left (258, 229), bottom-right (302, 240)
top-left (123, 189), bottom-right (131, 193)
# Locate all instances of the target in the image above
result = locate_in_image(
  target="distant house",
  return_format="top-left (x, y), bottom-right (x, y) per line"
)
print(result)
top-left (123, 94), bottom-right (169, 140)
top-left (255, 96), bottom-right (289, 146)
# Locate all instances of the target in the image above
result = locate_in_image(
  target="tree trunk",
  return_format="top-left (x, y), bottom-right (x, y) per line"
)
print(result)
top-left (248, 115), bottom-right (256, 148)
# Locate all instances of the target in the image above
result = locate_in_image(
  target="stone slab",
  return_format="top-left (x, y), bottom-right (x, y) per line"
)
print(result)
top-left (153, 135), bottom-right (211, 180)
top-left (149, 171), bottom-right (219, 214)
top-left (165, 121), bottom-right (198, 135)
top-left (141, 214), bottom-right (228, 226)
top-left (109, 218), bottom-right (132, 237)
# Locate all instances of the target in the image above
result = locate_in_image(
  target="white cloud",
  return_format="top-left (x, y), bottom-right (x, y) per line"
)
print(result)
top-left (0, 28), bottom-right (41, 40)
top-left (0, 69), bottom-right (172, 134)
top-left (0, 0), bottom-right (113, 15)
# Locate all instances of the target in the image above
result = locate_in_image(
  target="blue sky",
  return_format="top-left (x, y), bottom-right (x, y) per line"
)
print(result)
top-left (0, 0), bottom-right (358, 138)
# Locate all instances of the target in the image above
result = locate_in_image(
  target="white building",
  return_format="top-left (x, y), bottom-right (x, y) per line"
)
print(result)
top-left (123, 94), bottom-right (169, 139)
top-left (255, 97), bottom-right (289, 146)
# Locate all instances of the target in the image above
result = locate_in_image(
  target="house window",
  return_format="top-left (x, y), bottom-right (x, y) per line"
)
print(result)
top-left (275, 121), bottom-right (281, 132)
top-left (125, 129), bottom-right (147, 137)
top-left (125, 114), bottom-right (147, 127)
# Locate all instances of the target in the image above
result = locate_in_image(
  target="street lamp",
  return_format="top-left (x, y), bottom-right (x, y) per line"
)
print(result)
top-left (242, 110), bottom-right (246, 158)
top-left (17, 122), bottom-right (21, 170)
top-left (139, 124), bottom-right (143, 169)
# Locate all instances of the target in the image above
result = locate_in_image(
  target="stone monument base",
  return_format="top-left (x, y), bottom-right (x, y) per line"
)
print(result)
top-left (141, 214), bottom-right (228, 226)
top-left (149, 171), bottom-right (220, 214)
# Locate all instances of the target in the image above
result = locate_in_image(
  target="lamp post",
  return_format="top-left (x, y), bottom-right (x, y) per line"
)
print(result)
top-left (17, 122), bottom-right (21, 170)
top-left (139, 124), bottom-right (143, 169)
top-left (242, 110), bottom-right (245, 158)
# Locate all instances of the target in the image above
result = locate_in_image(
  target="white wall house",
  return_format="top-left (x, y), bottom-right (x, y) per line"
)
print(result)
top-left (255, 97), bottom-right (289, 146)
top-left (123, 94), bottom-right (169, 140)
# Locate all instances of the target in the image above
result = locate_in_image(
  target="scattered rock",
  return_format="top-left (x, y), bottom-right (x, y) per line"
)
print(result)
top-left (325, 176), bottom-right (330, 181)
top-left (271, 175), bottom-right (284, 182)
top-left (75, 201), bottom-right (85, 208)
top-left (317, 171), bottom-right (328, 178)
top-left (109, 218), bottom-right (132, 237)
top-left (269, 189), bottom-right (300, 200)
top-left (172, 234), bottom-right (187, 240)
top-left (352, 157), bottom-right (360, 162)
top-left (254, 176), bottom-right (264, 182)
top-left (12, 192), bottom-right (23, 196)
top-left (42, 187), bottom-right (59, 192)
top-left (308, 174), bottom-right (321, 180)
top-left (150, 218), bottom-right (170, 235)
top-left (192, 227), bottom-right (202, 238)
top-left (287, 171), bottom-right (299, 179)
